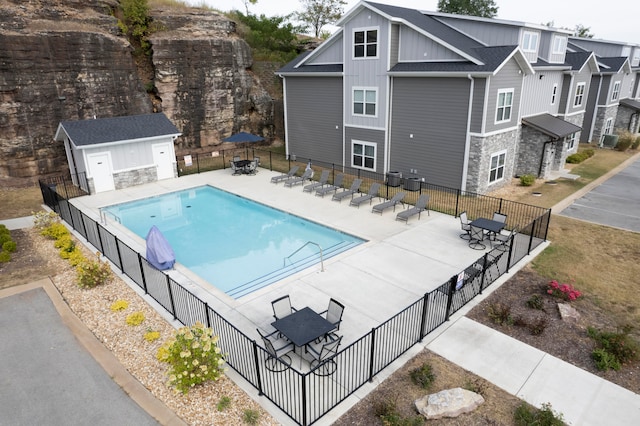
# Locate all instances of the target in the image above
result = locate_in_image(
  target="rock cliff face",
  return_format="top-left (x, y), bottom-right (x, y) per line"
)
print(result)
top-left (0, 0), bottom-right (275, 184)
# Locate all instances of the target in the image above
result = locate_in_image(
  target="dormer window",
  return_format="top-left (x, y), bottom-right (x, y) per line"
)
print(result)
top-left (522, 31), bottom-right (539, 53)
top-left (552, 36), bottom-right (566, 54)
top-left (354, 28), bottom-right (378, 58)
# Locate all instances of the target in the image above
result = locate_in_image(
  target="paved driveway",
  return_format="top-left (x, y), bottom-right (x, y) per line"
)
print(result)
top-left (559, 156), bottom-right (640, 232)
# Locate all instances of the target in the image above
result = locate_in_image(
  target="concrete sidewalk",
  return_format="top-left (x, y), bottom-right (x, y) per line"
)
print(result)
top-left (425, 315), bottom-right (640, 426)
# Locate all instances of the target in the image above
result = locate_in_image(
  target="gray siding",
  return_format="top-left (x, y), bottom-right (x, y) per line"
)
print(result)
top-left (598, 75), bottom-right (613, 105)
top-left (343, 10), bottom-right (389, 129)
top-left (344, 127), bottom-right (385, 172)
top-left (284, 77), bottom-right (344, 164)
top-left (434, 18), bottom-right (520, 46)
top-left (539, 33), bottom-right (566, 64)
top-left (567, 67), bottom-right (591, 115)
top-left (484, 59), bottom-right (523, 133)
top-left (398, 26), bottom-right (465, 62)
top-left (521, 71), bottom-right (564, 116)
top-left (306, 34), bottom-right (343, 64)
top-left (390, 77), bottom-right (471, 189)
top-left (580, 74), bottom-right (600, 142)
top-left (470, 77), bottom-right (486, 133)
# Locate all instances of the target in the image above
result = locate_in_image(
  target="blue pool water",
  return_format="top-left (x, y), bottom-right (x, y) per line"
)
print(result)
top-left (102, 186), bottom-right (364, 298)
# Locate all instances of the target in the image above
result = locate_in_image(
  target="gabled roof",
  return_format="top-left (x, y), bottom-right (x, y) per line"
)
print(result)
top-left (522, 114), bottom-right (582, 139)
top-left (55, 113), bottom-right (181, 147)
top-left (564, 51), bottom-right (599, 72)
top-left (598, 56), bottom-right (631, 74)
top-left (619, 98), bottom-right (640, 111)
top-left (277, 51), bottom-right (343, 75)
top-left (389, 45), bottom-right (533, 75)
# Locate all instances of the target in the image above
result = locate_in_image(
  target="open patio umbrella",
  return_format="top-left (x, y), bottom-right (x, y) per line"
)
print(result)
top-left (222, 132), bottom-right (264, 144)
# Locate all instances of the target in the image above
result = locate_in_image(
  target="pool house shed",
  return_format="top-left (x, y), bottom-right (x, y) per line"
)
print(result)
top-left (54, 113), bottom-right (181, 194)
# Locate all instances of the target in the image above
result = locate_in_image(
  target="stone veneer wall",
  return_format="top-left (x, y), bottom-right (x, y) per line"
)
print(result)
top-left (592, 105), bottom-right (619, 144)
top-left (466, 128), bottom-right (519, 194)
top-left (113, 166), bottom-right (160, 190)
top-left (615, 105), bottom-right (640, 134)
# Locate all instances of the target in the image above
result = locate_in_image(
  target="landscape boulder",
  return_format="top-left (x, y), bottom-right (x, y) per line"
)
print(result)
top-left (415, 387), bottom-right (484, 420)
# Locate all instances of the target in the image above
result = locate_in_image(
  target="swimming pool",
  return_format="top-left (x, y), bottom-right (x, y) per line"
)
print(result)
top-left (102, 186), bottom-right (364, 298)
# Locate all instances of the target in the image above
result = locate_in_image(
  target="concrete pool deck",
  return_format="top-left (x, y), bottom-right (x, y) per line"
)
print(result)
top-left (70, 168), bottom-right (519, 350)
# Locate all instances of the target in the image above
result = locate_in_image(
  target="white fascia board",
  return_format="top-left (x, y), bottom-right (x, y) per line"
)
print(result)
top-left (74, 134), bottom-right (180, 150)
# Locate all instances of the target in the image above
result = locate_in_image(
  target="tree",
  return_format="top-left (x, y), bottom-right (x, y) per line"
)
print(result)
top-left (295, 0), bottom-right (346, 38)
top-left (243, 0), bottom-right (257, 16)
top-left (574, 24), bottom-right (594, 38)
top-left (437, 0), bottom-right (498, 18)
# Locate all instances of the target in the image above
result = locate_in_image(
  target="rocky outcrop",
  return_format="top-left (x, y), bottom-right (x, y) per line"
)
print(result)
top-left (0, 0), bottom-right (275, 184)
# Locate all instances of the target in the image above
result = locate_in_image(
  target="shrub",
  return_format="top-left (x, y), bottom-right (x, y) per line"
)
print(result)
top-left (110, 299), bottom-right (129, 311)
top-left (487, 302), bottom-right (513, 325)
top-left (632, 136), bottom-right (640, 150)
top-left (156, 321), bottom-right (226, 394)
top-left (76, 259), bottom-right (112, 289)
top-left (616, 131), bottom-right (635, 151)
top-left (2, 240), bottom-right (17, 253)
top-left (242, 409), bottom-right (260, 425)
top-left (65, 249), bottom-right (86, 266)
top-left (0, 232), bottom-right (10, 246)
top-left (144, 330), bottom-right (160, 342)
top-left (0, 224), bottom-right (9, 236)
top-left (372, 396), bottom-right (423, 426)
top-left (0, 251), bottom-right (11, 263)
top-left (463, 377), bottom-right (488, 396)
top-left (527, 317), bottom-right (548, 336)
top-left (526, 294), bottom-right (545, 310)
top-left (216, 395), bottom-right (232, 411)
top-left (547, 280), bottom-right (582, 301)
top-left (41, 222), bottom-right (69, 240)
top-left (409, 362), bottom-right (435, 389)
top-left (126, 311), bottom-right (145, 326)
top-left (514, 402), bottom-right (564, 426)
top-left (519, 174), bottom-right (536, 186)
top-left (32, 211), bottom-right (59, 229)
top-left (566, 148), bottom-right (595, 164)
top-left (587, 326), bottom-right (639, 370)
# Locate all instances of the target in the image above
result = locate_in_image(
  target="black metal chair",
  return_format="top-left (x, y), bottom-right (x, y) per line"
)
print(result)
top-left (468, 225), bottom-right (486, 250)
top-left (257, 328), bottom-right (294, 373)
top-left (459, 211), bottom-right (471, 240)
top-left (493, 226), bottom-right (518, 251)
top-left (306, 333), bottom-right (342, 376)
top-left (271, 295), bottom-right (297, 321)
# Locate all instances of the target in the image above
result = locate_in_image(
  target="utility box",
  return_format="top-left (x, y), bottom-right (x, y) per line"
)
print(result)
top-left (387, 171), bottom-right (402, 187)
top-left (404, 177), bottom-right (421, 191)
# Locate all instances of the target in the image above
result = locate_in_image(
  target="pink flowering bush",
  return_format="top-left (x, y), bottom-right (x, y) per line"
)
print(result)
top-left (547, 280), bottom-right (582, 301)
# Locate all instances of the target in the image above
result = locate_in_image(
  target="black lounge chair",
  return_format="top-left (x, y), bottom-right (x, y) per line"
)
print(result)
top-left (350, 183), bottom-right (381, 208)
top-left (303, 170), bottom-right (330, 193)
top-left (396, 194), bottom-right (430, 223)
top-left (372, 192), bottom-right (405, 214)
top-left (332, 179), bottom-right (362, 202)
top-left (271, 166), bottom-right (300, 184)
top-left (284, 168), bottom-right (313, 187)
top-left (315, 173), bottom-right (344, 197)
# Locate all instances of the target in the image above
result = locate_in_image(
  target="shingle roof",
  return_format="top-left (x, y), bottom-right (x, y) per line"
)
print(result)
top-left (522, 114), bottom-right (582, 139)
top-left (390, 45), bottom-right (518, 73)
top-left (619, 98), bottom-right (640, 111)
top-left (277, 51), bottom-right (343, 74)
top-left (564, 52), bottom-right (592, 70)
top-left (59, 113), bottom-right (181, 147)
top-left (598, 57), bottom-right (628, 72)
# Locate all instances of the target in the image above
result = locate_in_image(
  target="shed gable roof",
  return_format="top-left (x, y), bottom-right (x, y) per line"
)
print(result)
top-left (55, 113), bottom-right (181, 147)
top-left (522, 113), bottom-right (581, 139)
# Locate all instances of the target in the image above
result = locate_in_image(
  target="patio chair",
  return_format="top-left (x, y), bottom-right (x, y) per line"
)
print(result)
top-left (489, 212), bottom-right (508, 240)
top-left (271, 295), bottom-right (297, 321)
top-left (396, 194), bottom-right (430, 223)
top-left (229, 160), bottom-right (240, 176)
top-left (245, 159), bottom-right (258, 175)
top-left (257, 328), bottom-right (294, 372)
top-left (306, 333), bottom-right (342, 376)
top-left (492, 226), bottom-right (518, 251)
top-left (350, 182), bottom-right (381, 208)
top-left (284, 168), bottom-right (313, 188)
top-left (459, 211), bottom-right (472, 240)
top-left (468, 225), bottom-right (486, 250)
top-left (320, 298), bottom-right (344, 332)
top-left (315, 173), bottom-right (344, 197)
top-left (332, 179), bottom-right (362, 202)
top-left (372, 192), bottom-right (406, 215)
top-left (303, 170), bottom-right (330, 193)
top-left (271, 165), bottom-right (300, 184)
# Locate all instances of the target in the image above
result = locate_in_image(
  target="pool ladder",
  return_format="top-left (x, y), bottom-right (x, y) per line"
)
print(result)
top-left (283, 241), bottom-right (324, 272)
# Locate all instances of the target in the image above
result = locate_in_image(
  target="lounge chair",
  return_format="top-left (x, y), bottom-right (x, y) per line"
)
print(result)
top-left (372, 192), bottom-right (405, 214)
top-left (332, 179), bottom-right (362, 202)
top-left (315, 173), bottom-right (344, 197)
top-left (303, 170), bottom-right (330, 193)
top-left (271, 165), bottom-right (300, 184)
top-left (350, 182), bottom-right (381, 208)
top-left (284, 168), bottom-right (313, 187)
top-left (396, 194), bottom-right (430, 223)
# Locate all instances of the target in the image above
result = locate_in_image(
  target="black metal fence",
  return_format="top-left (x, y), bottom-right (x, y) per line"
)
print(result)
top-left (39, 170), bottom-right (550, 425)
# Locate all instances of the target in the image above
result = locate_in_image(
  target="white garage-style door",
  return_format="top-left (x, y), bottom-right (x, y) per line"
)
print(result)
top-left (87, 152), bottom-right (115, 193)
top-left (152, 142), bottom-right (174, 180)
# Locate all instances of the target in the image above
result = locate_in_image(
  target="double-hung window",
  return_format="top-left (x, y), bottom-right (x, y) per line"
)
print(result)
top-left (522, 31), bottom-right (539, 52)
top-left (353, 88), bottom-right (377, 117)
top-left (574, 83), bottom-right (585, 107)
top-left (489, 151), bottom-right (506, 183)
top-left (352, 141), bottom-right (376, 171)
top-left (495, 89), bottom-right (513, 123)
top-left (552, 36), bottom-right (566, 54)
top-left (604, 118), bottom-right (613, 135)
top-left (611, 81), bottom-right (620, 101)
top-left (567, 133), bottom-right (577, 150)
top-left (354, 28), bottom-right (378, 58)
top-left (551, 84), bottom-right (558, 105)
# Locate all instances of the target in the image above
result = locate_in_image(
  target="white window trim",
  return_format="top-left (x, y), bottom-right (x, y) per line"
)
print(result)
top-left (489, 150), bottom-right (507, 184)
top-left (567, 133), bottom-right (577, 150)
top-left (604, 118), bottom-right (613, 135)
top-left (552, 36), bottom-right (566, 54)
top-left (522, 31), bottom-right (539, 53)
top-left (551, 84), bottom-right (558, 105)
top-left (352, 87), bottom-right (378, 118)
top-left (351, 140), bottom-right (377, 172)
top-left (573, 82), bottom-right (586, 107)
top-left (495, 88), bottom-right (514, 124)
top-left (353, 26), bottom-right (379, 60)
top-left (611, 81), bottom-right (621, 101)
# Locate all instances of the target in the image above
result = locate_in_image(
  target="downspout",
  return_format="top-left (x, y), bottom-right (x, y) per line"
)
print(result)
top-left (538, 139), bottom-right (556, 177)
